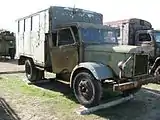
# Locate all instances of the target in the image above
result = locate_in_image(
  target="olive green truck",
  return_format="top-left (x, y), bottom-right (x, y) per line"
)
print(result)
top-left (0, 30), bottom-right (16, 59)
top-left (16, 6), bottom-right (155, 107)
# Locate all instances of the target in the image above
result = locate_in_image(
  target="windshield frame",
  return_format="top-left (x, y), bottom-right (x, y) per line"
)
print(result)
top-left (78, 24), bottom-right (118, 44)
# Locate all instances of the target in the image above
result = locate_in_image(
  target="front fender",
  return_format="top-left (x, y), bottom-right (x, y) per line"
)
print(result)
top-left (150, 57), bottom-right (160, 74)
top-left (70, 62), bottom-right (114, 87)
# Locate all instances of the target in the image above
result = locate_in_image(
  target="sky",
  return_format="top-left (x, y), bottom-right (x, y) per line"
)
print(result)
top-left (1, 0), bottom-right (160, 32)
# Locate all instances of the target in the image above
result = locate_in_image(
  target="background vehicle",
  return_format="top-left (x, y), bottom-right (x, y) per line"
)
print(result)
top-left (0, 29), bottom-right (16, 59)
top-left (16, 6), bottom-right (154, 107)
top-left (104, 18), bottom-right (160, 77)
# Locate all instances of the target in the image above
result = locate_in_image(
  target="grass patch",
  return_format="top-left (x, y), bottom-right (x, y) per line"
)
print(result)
top-left (0, 75), bottom-right (105, 120)
top-left (0, 75), bottom-right (76, 104)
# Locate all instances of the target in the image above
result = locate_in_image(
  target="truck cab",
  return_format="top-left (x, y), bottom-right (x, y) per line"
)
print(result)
top-left (46, 22), bottom-right (154, 107)
top-left (48, 22), bottom-right (118, 76)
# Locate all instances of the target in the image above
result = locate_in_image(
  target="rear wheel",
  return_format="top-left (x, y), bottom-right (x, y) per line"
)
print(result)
top-left (25, 59), bottom-right (44, 82)
top-left (73, 71), bottom-right (102, 108)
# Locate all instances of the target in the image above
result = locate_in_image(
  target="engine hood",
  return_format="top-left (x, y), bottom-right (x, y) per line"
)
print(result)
top-left (85, 44), bottom-right (146, 54)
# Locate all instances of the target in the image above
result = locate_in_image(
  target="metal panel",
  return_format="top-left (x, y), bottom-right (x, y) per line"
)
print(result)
top-left (31, 14), bottom-right (39, 61)
top-left (16, 8), bottom-right (49, 66)
top-left (30, 10), bottom-right (49, 65)
top-left (134, 54), bottom-right (148, 76)
top-left (51, 45), bottom-right (78, 73)
top-left (24, 18), bottom-right (31, 54)
top-left (51, 6), bottom-right (103, 31)
top-left (32, 13), bottom-right (45, 64)
top-left (18, 20), bottom-right (24, 54)
top-left (71, 62), bottom-right (114, 80)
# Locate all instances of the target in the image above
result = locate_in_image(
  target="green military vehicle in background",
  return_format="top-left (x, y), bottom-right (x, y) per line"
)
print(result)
top-left (104, 18), bottom-right (160, 80)
top-left (16, 6), bottom-right (155, 107)
top-left (0, 29), bottom-right (16, 59)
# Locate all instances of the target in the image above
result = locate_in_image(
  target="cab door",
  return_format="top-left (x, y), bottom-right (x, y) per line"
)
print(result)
top-left (51, 27), bottom-right (78, 73)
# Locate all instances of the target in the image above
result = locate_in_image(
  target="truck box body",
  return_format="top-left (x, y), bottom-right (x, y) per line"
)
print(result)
top-left (104, 18), bottom-right (152, 45)
top-left (16, 6), bottom-right (103, 67)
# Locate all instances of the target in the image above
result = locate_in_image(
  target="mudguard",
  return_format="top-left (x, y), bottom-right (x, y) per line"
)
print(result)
top-left (70, 62), bottom-right (114, 87)
top-left (150, 57), bottom-right (160, 74)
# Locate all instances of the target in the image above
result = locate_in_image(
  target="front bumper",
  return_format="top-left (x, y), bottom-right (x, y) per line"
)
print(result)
top-left (113, 75), bottom-right (160, 92)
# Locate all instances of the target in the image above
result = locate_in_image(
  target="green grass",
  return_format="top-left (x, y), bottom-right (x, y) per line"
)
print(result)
top-left (0, 75), bottom-right (77, 105)
top-left (0, 75), bottom-right (106, 120)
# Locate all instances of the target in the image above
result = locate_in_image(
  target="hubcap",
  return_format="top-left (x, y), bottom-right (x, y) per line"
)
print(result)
top-left (78, 79), bottom-right (94, 101)
top-left (155, 68), bottom-right (160, 76)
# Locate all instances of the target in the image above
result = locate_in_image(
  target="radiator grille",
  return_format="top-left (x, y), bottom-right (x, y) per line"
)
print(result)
top-left (134, 55), bottom-right (148, 76)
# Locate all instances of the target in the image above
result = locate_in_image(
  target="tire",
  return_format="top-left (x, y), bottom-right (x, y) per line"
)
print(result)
top-left (154, 66), bottom-right (160, 84)
top-left (25, 59), bottom-right (44, 81)
top-left (73, 71), bottom-right (102, 108)
top-left (154, 66), bottom-right (160, 75)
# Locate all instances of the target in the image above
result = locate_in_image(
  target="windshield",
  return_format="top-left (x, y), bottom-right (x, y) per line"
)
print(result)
top-left (80, 27), bottom-right (117, 44)
top-left (154, 32), bottom-right (160, 43)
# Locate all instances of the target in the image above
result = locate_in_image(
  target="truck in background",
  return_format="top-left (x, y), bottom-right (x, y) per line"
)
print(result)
top-left (16, 6), bottom-right (155, 107)
top-left (104, 18), bottom-right (160, 79)
top-left (0, 29), bottom-right (16, 59)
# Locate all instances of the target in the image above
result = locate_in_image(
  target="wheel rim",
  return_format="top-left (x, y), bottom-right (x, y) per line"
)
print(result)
top-left (155, 68), bottom-right (160, 76)
top-left (154, 67), bottom-right (160, 83)
top-left (75, 75), bottom-right (95, 103)
top-left (25, 62), bottom-right (31, 78)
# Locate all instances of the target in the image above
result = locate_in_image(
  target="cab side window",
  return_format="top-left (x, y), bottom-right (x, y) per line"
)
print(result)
top-left (58, 28), bottom-right (74, 46)
top-left (138, 33), bottom-right (151, 41)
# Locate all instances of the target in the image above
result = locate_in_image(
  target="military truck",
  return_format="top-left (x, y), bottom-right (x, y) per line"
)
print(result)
top-left (104, 18), bottom-right (160, 78)
top-left (0, 30), bottom-right (16, 59)
top-left (16, 6), bottom-right (154, 107)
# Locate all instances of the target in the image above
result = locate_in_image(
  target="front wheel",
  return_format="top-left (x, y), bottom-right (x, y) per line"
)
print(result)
top-left (73, 71), bottom-right (102, 108)
top-left (154, 66), bottom-right (160, 83)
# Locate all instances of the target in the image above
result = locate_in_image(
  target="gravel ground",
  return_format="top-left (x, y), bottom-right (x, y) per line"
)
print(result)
top-left (0, 59), bottom-right (24, 74)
